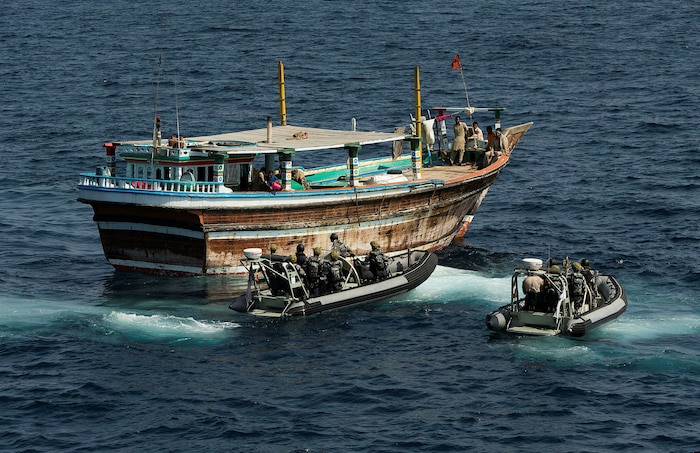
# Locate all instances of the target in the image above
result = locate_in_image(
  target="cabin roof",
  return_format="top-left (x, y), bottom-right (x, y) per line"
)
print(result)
top-left (116, 125), bottom-right (408, 155)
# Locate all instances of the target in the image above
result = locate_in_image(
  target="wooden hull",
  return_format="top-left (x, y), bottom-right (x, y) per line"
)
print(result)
top-left (79, 123), bottom-right (532, 276)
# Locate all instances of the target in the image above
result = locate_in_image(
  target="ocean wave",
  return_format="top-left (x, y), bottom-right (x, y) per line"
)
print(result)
top-left (100, 311), bottom-right (240, 343)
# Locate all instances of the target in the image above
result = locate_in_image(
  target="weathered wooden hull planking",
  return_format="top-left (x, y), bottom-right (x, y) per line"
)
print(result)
top-left (87, 170), bottom-right (497, 275)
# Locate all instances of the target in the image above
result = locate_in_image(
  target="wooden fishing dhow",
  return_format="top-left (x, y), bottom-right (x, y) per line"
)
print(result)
top-left (77, 62), bottom-right (533, 275)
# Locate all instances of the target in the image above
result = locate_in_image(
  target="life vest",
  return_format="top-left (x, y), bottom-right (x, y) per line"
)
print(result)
top-left (570, 273), bottom-right (586, 308)
top-left (332, 240), bottom-right (352, 257)
top-left (369, 251), bottom-right (389, 278)
top-left (329, 260), bottom-right (343, 282)
top-left (571, 274), bottom-right (585, 297)
top-left (306, 257), bottom-right (321, 281)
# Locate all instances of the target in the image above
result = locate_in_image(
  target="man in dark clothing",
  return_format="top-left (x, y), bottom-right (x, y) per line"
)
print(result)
top-left (295, 243), bottom-right (307, 266)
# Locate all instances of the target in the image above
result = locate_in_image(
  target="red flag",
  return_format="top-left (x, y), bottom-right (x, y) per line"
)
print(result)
top-left (451, 54), bottom-right (461, 70)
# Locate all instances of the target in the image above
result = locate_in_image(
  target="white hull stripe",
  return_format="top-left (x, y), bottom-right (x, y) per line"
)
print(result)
top-left (109, 259), bottom-right (205, 274)
top-left (97, 222), bottom-right (204, 239)
top-left (96, 209), bottom-right (460, 241)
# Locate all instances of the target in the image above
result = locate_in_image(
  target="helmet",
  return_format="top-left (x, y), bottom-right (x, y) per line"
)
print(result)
top-left (330, 251), bottom-right (339, 260)
top-left (330, 233), bottom-right (338, 241)
top-left (581, 259), bottom-right (590, 268)
top-left (313, 247), bottom-right (322, 256)
top-left (270, 244), bottom-right (278, 252)
top-left (370, 240), bottom-right (380, 249)
top-left (296, 243), bottom-right (305, 253)
top-left (573, 262), bottom-right (582, 271)
top-left (288, 254), bottom-right (297, 263)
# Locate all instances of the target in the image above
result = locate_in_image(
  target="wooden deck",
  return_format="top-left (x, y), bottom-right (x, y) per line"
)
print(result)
top-left (412, 161), bottom-right (485, 181)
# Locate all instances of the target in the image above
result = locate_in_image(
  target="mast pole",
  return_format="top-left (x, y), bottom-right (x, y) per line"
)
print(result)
top-left (414, 66), bottom-right (422, 140)
top-left (278, 61), bottom-right (287, 126)
top-left (413, 67), bottom-right (423, 180)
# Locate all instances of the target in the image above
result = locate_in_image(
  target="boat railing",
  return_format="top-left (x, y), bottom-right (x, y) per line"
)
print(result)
top-left (255, 259), bottom-right (309, 304)
top-left (79, 173), bottom-right (222, 193)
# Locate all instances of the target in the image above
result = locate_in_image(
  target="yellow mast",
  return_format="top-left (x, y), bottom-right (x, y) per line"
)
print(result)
top-left (414, 66), bottom-right (421, 139)
top-left (412, 67), bottom-right (423, 180)
top-left (278, 61), bottom-right (287, 126)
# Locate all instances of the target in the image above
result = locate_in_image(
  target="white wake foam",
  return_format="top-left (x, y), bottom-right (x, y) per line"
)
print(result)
top-left (401, 265), bottom-right (511, 305)
top-left (102, 311), bottom-right (239, 342)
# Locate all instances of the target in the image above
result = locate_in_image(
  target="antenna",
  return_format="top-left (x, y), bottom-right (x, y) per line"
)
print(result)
top-left (151, 54), bottom-right (163, 168)
top-left (455, 56), bottom-right (472, 123)
top-left (153, 54), bottom-right (162, 142)
top-left (174, 72), bottom-right (181, 149)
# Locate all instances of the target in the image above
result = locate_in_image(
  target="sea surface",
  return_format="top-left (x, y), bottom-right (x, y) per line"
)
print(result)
top-left (1, 0), bottom-right (699, 451)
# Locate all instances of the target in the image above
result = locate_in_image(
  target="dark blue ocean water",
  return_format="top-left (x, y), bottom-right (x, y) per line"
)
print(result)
top-left (1, 0), bottom-right (699, 451)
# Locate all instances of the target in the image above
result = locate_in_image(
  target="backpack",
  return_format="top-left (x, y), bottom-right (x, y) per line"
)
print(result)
top-left (571, 275), bottom-right (585, 297)
top-left (329, 261), bottom-right (343, 282)
top-left (358, 261), bottom-right (374, 281)
top-left (374, 253), bottom-right (387, 271)
top-left (369, 251), bottom-right (389, 278)
top-left (306, 257), bottom-right (320, 280)
top-left (571, 274), bottom-right (586, 308)
top-left (332, 240), bottom-right (352, 257)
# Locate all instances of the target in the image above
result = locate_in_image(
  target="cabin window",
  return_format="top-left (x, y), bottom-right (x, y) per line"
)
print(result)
top-left (225, 163), bottom-right (241, 186)
top-left (197, 167), bottom-right (207, 182)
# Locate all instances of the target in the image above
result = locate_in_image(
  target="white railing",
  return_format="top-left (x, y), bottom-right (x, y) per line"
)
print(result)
top-left (79, 174), bottom-right (222, 193)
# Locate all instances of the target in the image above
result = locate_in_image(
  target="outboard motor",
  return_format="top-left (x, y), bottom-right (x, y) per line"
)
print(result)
top-left (486, 311), bottom-right (509, 331)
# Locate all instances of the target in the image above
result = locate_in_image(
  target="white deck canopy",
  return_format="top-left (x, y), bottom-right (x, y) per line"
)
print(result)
top-left (116, 125), bottom-right (408, 155)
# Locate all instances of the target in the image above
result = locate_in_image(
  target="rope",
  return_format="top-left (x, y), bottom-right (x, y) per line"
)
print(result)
top-left (458, 65), bottom-right (473, 124)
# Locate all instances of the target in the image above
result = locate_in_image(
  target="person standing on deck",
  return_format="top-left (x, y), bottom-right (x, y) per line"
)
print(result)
top-left (450, 116), bottom-right (470, 166)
